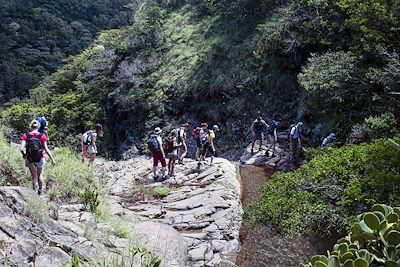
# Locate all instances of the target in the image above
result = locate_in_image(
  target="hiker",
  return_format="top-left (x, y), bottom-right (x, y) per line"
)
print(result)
top-left (290, 122), bottom-right (303, 162)
top-left (193, 125), bottom-right (202, 160)
top-left (81, 124), bottom-right (103, 166)
top-left (321, 133), bottom-right (337, 148)
top-left (201, 125), bottom-right (219, 165)
top-left (251, 116), bottom-right (268, 154)
top-left (36, 113), bottom-right (50, 134)
top-left (20, 120), bottom-right (56, 194)
top-left (265, 119), bottom-right (278, 157)
top-left (148, 127), bottom-right (166, 180)
top-left (198, 123), bottom-right (209, 164)
top-left (166, 129), bottom-right (181, 177)
top-left (177, 123), bottom-right (189, 164)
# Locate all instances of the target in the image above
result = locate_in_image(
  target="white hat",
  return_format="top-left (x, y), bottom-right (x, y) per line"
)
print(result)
top-left (212, 125), bottom-right (219, 131)
top-left (154, 127), bottom-right (162, 135)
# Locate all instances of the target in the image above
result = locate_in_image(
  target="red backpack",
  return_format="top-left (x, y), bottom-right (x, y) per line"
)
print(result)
top-left (193, 127), bottom-right (201, 140)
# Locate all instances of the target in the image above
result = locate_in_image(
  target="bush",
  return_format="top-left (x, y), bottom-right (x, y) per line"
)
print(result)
top-left (301, 204), bottom-right (400, 267)
top-left (363, 112), bottom-right (398, 140)
top-left (246, 138), bottom-right (400, 236)
top-left (152, 187), bottom-right (171, 198)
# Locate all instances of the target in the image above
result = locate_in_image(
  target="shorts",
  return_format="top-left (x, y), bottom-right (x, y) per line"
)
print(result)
top-left (180, 141), bottom-right (187, 152)
top-left (85, 145), bottom-right (96, 155)
top-left (254, 132), bottom-right (263, 141)
top-left (168, 149), bottom-right (178, 159)
top-left (25, 157), bottom-right (45, 168)
top-left (196, 139), bottom-right (202, 148)
top-left (202, 142), bottom-right (216, 157)
top-left (152, 151), bottom-right (166, 167)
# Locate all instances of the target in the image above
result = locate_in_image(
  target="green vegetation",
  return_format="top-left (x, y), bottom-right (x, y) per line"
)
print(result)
top-left (69, 245), bottom-right (161, 267)
top-left (246, 138), bottom-right (400, 236)
top-left (80, 186), bottom-right (100, 212)
top-left (0, 128), bottom-right (29, 186)
top-left (46, 147), bottom-right (97, 202)
top-left (25, 198), bottom-right (48, 223)
top-left (3, 0), bottom-right (400, 156)
top-left (94, 202), bottom-right (131, 239)
top-left (301, 204), bottom-right (400, 267)
top-left (152, 187), bottom-right (171, 198)
top-left (0, 0), bottom-right (131, 105)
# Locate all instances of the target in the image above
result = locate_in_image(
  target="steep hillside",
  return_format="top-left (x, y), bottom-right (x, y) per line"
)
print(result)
top-left (0, 0), bottom-right (131, 105)
top-left (3, 0), bottom-right (400, 157)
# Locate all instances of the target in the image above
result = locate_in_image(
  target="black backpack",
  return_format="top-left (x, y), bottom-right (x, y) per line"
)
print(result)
top-left (26, 133), bottom-right (43, 163)
top-left (147, 135), bottom-right (160, 152)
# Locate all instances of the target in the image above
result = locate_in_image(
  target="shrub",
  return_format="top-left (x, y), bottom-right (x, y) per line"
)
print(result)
top-left (246, 138), bottom-right (400, 236)
top-left (363, 112), bottom-right (399, 141)
top-left (301, 204), bottom-right (400, 267)
top-left (79, 186), bottom-right (100, 212)
top-left (152, 187), bottom-right (171, 198)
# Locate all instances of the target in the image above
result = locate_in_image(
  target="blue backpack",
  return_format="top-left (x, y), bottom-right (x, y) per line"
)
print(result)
top-left (147, 135), bottom-right (160, 152)
top-left (36, 117), bottom-right (47, 133)
top-left (266, 120), bottom-right (277, 135)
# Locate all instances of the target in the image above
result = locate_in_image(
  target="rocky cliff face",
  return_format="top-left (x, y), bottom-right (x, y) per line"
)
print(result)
top-left (0, 156), bottom-right (242, 267)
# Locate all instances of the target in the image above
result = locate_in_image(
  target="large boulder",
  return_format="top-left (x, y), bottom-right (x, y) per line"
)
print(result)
top-left (133, 221), bottom-right (188, 266)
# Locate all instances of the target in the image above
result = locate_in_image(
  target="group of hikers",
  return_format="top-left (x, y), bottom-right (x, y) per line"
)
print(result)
top-left (148, 123), bottom-right (219, 180)
top-left (19, 113), bottom-right (337, 194)
top-left (250, 116), bottom-right (337, 162)
top-left (19, 114), bottom-right (104, 194)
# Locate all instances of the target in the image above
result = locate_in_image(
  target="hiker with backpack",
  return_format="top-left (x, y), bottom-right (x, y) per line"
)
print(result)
top-left (201, 125), bottom-right (219, 165)
top-left (198, 123), bottom-right (210, 164)
top-left (290, 122), bottom-right (303, 162)
top-left (81, 124), bottom-right (103, 166)
top-left (265, 119), bottom-right (278, 157)
top-left (165, 129), bottom-right (181, 177)
top-left (20, 120), bottom-right (56, 195)
top-left (148, 127), bottom-right (166, 180)
top-left (193, 125), bottom-right (202, 161)
top-left (321, 133), bottom-right (337, 148)
top-left (36, 113), bottom-right (50, 135)
top-left (251, 116), bottom-right (268, 154)
top-left (177, 123), bottom-right (189, 164)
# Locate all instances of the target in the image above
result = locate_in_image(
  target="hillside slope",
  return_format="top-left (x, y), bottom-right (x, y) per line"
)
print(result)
top-left (3, 0), bottom-right (400, 156)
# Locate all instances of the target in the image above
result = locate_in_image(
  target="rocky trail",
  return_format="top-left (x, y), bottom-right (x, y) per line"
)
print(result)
top-left (0, 139), bottom-right (325, 267)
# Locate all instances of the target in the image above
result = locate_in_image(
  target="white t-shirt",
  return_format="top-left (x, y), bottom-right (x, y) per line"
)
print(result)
top-left (290, 126), bottom-right (300, 139)
top-left (156, 135), bottom-right (162, 149)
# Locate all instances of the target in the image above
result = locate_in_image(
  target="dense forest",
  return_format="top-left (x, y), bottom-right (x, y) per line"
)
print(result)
top-left (3, 0), bottom-right (400, 156)
top-left (0, 0), bottom-right (131, 105)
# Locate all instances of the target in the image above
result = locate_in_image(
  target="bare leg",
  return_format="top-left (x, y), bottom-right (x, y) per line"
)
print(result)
top-left (170, 159), bottom-right (176, 176)
top-left (89, 153), bottom-right (96, 166)
top-left (153, 165), bottom-right (157, 177)
top-left (28, 166), bottom-right (39, 193)
top-left (161, 166), bottom-right (166, 177)
top-left (36, 167), bottom-right (44, 194)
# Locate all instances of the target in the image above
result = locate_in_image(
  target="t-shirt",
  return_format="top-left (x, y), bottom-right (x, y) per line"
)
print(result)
top-left (156, 135), bottom-right (162, 148)
top-left (36, 117), bottom-right (47, 133)
top-left (21, 131), bottom-right (48, 157)
top-left (208, 130), bottom-right (216, 142)
top-left (290, 126), bottom-right (300, 139)
top-left (252, 120), bottom-right (267, 133)
top-left (200, 129), bottom-right (209, 143)
top-left (178, 128), bottom-right (186, 141)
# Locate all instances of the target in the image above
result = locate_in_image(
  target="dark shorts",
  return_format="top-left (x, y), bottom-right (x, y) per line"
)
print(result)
top-left (196, 139), bottom-right (202, 148)
top-left (152, 151), bottom-right (166, 167)
top-left (254, 132), bottom-right (263, 141)
top-left (202, 142), bottom-right (216, 157)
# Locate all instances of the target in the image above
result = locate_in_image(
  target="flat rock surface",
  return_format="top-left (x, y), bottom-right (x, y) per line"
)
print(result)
top-left (97, 156), bottom-right (243, 266)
